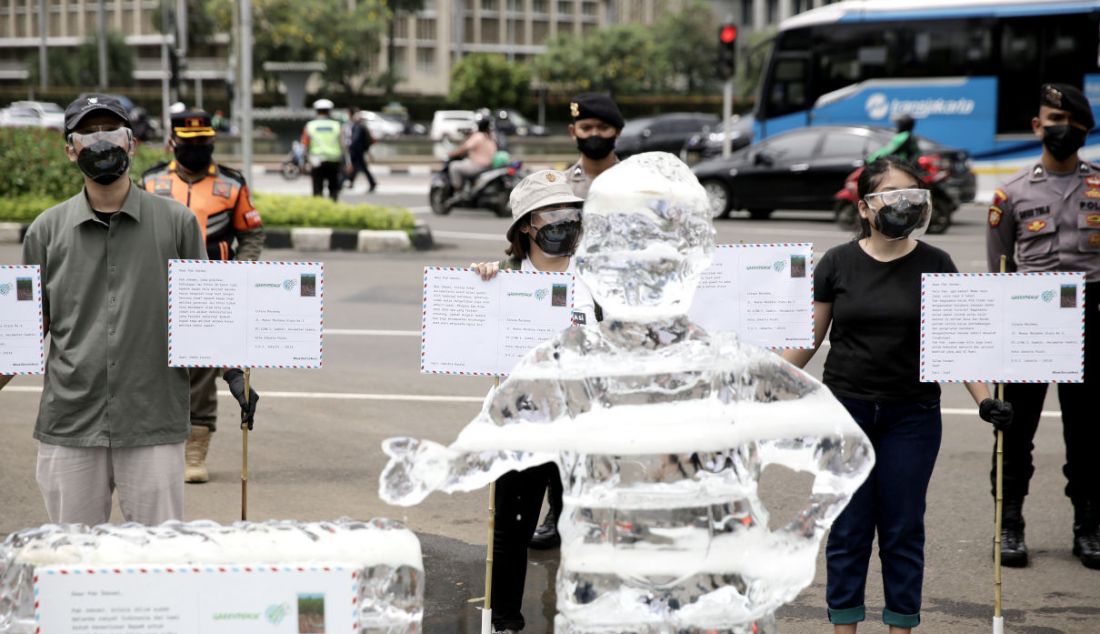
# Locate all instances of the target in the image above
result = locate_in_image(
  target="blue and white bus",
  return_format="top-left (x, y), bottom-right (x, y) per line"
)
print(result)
top-left (754, 0), bottom-right (1100, 195)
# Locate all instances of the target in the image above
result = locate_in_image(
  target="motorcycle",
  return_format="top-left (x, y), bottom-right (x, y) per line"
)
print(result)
top-left (833, 154), bottom-right (957, 235)
top-left (429, 157), bottom-right (526, 217)
top-left (280, 140), bottom-right (308, 181)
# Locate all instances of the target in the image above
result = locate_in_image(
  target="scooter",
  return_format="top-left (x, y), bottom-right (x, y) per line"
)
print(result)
top-left (280, 141), bottom-right (308, 181)
top-left (429, 157), bottom-right (526, 217)
top-left (833, 155), bottom-right (957, 235)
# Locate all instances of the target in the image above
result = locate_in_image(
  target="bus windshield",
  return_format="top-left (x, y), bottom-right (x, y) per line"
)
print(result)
top-left (757, 4), bottom-right (1100, 141)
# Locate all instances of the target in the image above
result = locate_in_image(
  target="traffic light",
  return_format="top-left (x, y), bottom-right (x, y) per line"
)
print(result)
top-left (716, 23), bottom-right (738, 81)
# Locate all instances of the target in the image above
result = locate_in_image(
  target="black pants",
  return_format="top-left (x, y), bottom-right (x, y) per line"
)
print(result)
top-left (344, 153), bottom-right (376, 190)
top-left (992, 281), bottom-right (1100, 510)
top-left (311, 160), bottom-right (342, 201)
top-left (490, 462), bottom-right (558, 631)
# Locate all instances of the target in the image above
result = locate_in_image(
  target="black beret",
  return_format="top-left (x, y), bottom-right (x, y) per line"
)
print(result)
top-left (569, 92), bottom-right (624, 129)
top-left (1041, 83), bottom-right (1095, 130)
top-left (64, 93), bottom-right (131, 135)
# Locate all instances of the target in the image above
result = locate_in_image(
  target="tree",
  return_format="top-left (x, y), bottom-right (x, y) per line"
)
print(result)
top-left (653, 1), bottom-right (719, 94)
top-left (533, 24), bottom-right (662, 96)
top-left (250, 0), bottom-right (388, 97)
top-left (449, 54), bottom-right (531, 109)
top-left (26, 32), bottom-right (135, 87)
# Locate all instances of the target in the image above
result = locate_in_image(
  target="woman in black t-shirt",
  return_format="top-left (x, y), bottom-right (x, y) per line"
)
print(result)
top-left (782, 158), bottom-right (1013, 633)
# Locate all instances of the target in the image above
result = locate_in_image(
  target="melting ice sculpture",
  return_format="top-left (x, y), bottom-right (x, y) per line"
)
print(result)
top-left (0, 519), bottom-right (423, 633)
top-left (381, 152), bottom-right (874, 633)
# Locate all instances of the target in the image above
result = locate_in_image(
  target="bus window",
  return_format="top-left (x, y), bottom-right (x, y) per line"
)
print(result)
top-left (996, 15), bottom-right (1100, 135)
top-left (766, 57), bottom-right (810, 119)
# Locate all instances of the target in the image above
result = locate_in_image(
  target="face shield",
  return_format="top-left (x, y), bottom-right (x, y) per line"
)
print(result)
top-left (864, 188), bottom-right (932, 240)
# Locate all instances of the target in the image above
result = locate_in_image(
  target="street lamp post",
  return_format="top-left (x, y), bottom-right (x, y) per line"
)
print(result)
top-left (97, 0), bottom-right (108, 88)
top-left (240, 0), bottom-right (254, 184)
top-left (37, 0), bottom-right (47, 90)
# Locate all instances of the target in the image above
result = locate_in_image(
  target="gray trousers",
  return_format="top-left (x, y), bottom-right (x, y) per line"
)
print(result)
top-left (450, 158), bottom-right (487, 189)
top-left (36, 442), bottom-right (185, 526)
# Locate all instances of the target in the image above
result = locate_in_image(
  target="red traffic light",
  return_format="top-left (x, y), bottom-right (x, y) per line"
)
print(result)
top-left (720, 24), bottom-right (737, 44)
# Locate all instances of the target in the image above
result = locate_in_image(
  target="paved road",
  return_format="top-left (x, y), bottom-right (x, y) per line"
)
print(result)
top-left (2, 177), bottom-right (1096, 633)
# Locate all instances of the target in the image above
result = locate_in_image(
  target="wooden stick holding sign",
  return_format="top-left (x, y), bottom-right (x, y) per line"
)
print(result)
top-left (992, 255), bottom-right (1005, 634)
top-left (166, 259), bottom-right (324, 521)
top-left (242, 367), bottom-right (251, 521)
top-left (481, 377), bottom-right (500, 634)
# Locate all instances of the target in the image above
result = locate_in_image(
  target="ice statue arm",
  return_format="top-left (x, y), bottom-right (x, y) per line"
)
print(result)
top-left (781, 302), bottom-right (831, 369)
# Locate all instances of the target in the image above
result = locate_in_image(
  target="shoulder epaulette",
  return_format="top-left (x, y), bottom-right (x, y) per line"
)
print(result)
top-left (217, 164), bottom-right (248, 186)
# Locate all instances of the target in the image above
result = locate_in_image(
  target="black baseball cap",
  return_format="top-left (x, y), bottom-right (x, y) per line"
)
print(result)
top-left (64, 94), bottom-right (131, 135)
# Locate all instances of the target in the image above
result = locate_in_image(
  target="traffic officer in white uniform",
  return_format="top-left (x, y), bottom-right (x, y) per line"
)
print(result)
top-left (986, 83), bottom-right (1100, 570)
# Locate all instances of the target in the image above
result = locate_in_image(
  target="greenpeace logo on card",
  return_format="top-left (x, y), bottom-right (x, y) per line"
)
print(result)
top-left (265, 602), bottom-right (290, 625)
top-left (0, 283), bottom-right (10, 295)
top-left (772, 260), bottom-right (787, 273)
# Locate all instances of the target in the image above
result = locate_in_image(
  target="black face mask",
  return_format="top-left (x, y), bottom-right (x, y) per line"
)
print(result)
top-left (873, 202), bottom-right (927, 240)
top-left (174, 143), bottom-right (215, 172)
top-left (576, 135), bottom-right (616, 160)
top-left (76, 141), bottom-right (130, 185)
top-left (1042, 124), bottom-right (1088, 161)
top-left (532, 220), bottom-right (582, 257)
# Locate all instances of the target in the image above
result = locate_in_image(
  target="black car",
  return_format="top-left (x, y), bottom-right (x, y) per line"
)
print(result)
top-left (692, 124), bottom-right (975, 220)
top-left (615, 112), bottom-right (720, 159)
top-left (680, 114), bottom-right (755, 164)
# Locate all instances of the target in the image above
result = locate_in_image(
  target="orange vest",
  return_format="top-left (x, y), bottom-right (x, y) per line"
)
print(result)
top-left (142, 161), bottom-right (262, 260)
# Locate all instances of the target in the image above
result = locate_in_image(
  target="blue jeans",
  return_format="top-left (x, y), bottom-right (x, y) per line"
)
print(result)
top-left (826, 395), bottom-right (942, 629)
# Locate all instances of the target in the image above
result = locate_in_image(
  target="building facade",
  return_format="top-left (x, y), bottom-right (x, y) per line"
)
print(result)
top-left (0, 0), bottom-right (838, 97)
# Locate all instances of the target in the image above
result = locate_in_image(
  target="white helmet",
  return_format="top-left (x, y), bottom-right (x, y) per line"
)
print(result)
top-left (313, 98), bottom-right (334, 111)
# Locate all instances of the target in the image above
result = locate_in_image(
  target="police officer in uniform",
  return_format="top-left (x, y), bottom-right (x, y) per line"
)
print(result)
top-left (987, 83), bottom-right (1100, 570)
top-left (302, 98), bottom-right (344, 201)
top-left (142, 110), bottom-right (265, 483)
top-left (564, 92), bottom-right (624, 199)
top-left (525, 93), bottom-right (626, 552)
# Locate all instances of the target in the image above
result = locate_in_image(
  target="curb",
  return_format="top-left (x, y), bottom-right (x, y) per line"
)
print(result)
top-left (264, 164), bottom-right (434, 176)
top-left (0, 221), bottom-right (434, 253)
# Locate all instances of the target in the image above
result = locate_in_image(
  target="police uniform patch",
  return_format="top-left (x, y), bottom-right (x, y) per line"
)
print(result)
top-left (212, 181), bottom-right (232, 199)
top-left (1027, 219), bottom-right (1047, 232)
top-left (988, 207), bottom-right (1003, 228)
top-left (154, 176), bottom-right (173, 197)
top-left (1086, 176), bottom-right (1100, 188)
top-left (1087, 213), bottom-right (1100, 228)
top-left (1090, 233), bottom-right (1100, 247)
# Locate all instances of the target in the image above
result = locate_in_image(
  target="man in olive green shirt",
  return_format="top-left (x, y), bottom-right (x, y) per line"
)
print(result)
top-left (0, 95), bottom-right (256, 525)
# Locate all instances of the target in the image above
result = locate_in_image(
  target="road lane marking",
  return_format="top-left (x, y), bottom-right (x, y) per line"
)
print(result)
top-left (1, 386), bottom-right (1062, 415)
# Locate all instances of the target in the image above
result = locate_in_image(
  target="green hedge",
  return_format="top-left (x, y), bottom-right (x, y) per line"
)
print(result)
top-left (0, 127), bottom-right (165, 199)
top-left (0, 193), bottom-right (413, 233)
top-left (252, 194), bottom-right (415, 231)
top-left (0, 128), bottom-right (413, 231)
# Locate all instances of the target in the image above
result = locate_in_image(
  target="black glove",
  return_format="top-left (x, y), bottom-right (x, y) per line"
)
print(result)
top-left (223, 369), bottom-right (259, 430)
top-left (979, 398), bottom-right (1013, 432)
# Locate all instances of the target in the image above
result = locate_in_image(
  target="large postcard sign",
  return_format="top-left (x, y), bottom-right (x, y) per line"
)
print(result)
top-left (421, 267), bottom-right (574, 376)
top-left (920, 272), bottom-right (1086, 383)
top-left (168, 260), bottom-right (324, 369)
top-left (34, 563), bottom-right (357, 633)
top-left (689, 243), bottom-right (814, 349)
top-left (0, 264), bottom-right (44, 375)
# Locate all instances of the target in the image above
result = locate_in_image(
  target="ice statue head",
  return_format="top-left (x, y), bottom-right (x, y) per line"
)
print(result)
top-left (575, 152), bottom-right (716, 321)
